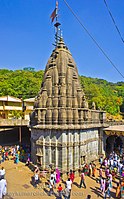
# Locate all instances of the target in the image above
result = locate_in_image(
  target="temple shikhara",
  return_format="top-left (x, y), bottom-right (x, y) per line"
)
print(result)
top-left (30, 1), bottom-right (107, 173)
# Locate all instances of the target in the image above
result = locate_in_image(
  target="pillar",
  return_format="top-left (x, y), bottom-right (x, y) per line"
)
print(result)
top-left (19, 126), bottom-right (21, 145)
top-left (98, 128), bottom-right (105, 156)
top-left (42, 138), bottom-right (45, 169)
top-left (73, 131), bottom-right (79, 171)
top-left (67, 131), bottom-right (73, 171)
top-left (55, 140), bottom-right (58, 168)
top-left (61, 131), bottom-right (67, 172)
top-left (49, 130), bottom-right (52, 164)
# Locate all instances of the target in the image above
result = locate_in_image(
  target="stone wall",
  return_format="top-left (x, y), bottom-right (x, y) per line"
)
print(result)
top-left (31, 127), bottom-right (101, 172)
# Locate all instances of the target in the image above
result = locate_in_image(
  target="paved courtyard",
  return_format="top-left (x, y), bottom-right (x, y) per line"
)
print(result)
top-left (2, 160), bottom-right (117, 199)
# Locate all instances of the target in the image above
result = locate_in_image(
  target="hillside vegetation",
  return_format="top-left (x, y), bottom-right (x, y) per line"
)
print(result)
top-left (0, 68), bottom-right (124, 117)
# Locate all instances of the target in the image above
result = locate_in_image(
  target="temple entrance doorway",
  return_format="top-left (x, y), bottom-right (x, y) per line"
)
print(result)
top-left (106, 135), bottom-right (123, 155)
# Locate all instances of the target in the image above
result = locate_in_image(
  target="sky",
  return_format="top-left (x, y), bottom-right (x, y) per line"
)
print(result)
top-left (0, 0), bottom-right (124, 83)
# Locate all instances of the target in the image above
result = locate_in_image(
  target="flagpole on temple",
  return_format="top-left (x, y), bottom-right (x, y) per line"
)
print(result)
top-left (54, 1), bottom-right (61, 46)
top-left (50, 1), bottom-right (61, 46)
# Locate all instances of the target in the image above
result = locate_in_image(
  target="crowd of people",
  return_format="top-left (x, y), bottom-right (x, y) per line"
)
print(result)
top-left (30, 149), bottom-right (124, 199)
top-left (32, 164), bottom-right (92, 199)
top-left (98, 151), bottom-right (124, 198)
top-left (0, 144), bottom-right (31, 165)
top-left (0, 144), bottom-right (31, 198)
top-left (1, 143), bottom-right (124, 198)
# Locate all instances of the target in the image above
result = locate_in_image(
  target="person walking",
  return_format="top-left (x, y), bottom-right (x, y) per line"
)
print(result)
top-left (0, 167), bottom-right (5, 179)
top-left (5, 151), bottom-right (9, 160)
top-left (92, 164), bottom-right (96, 178)
top-left (14, 153), bottom-right (19, 164)
top-left (80, 171), bottom-right (86, 188)
top-left (89, 163), bottom-right (92, 177)
top-left (49, 176), bottom-right (54, 196)
top-left (56, 168), bottom-right (60, 184)
top-left (0, 178), bottom-right (7, 199)
top-left (100, 177), bottom-right (105, 195)
top-left (104, 178), bottom-right (111, 199)
top-left (63, 185), bottom-right (70, 199)
top-left (66, 178), bottom-right (72, 198)
top-left (1, 153), bottom-right (5, 163)
top-left (57, 184), bottom-right (63, 199)
top-left (50, 170), bottom-right (56, 188)
top-left (69, 170), bottom-right (75, 183)
top-left (34, 170), bottom-right (39, 188)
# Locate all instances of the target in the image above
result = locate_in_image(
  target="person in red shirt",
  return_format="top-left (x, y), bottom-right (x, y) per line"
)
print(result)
top-left (5, 151), bottom-right (9, 160)
top-left (69, 170), bottom-right (75, 183)
top-left (57, 184), bottom-right (63, 199)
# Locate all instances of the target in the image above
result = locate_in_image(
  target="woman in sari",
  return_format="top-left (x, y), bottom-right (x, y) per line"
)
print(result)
top-left (15, 153), bottom-right (19, 164)
top-left (56, 168), bottom-right (60, 184)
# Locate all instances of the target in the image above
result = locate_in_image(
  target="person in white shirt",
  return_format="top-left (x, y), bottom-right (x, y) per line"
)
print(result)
top-left (63, 185), bottom-right (70, 199)
top-left (110, 159), bottom-right (113, 167)
top-left (49, 177), bottom-right (54, 196)
top-left (50, 170), bottom-right (56, 188)
top-left (0, 178), bottom-right (7, 199)
top-left (16, 145), bottom-right (20, 151)
top-left (34, 170), bottom-right (39, 188)
top-left (0, 167), bottom-right (5, 179)
top-left (66, 178), bottom-right (72, 198)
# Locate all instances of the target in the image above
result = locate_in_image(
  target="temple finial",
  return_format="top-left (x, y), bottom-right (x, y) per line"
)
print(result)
top-left (54, 1), bottom-right (61, 46)
top-left (50, 1), bottom-right (61, 46)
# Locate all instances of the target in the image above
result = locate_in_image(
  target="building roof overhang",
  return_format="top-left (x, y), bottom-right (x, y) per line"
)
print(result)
top-left (0, 95), bottom-right (22, 102)
top-left (104, 125), bottom-right (124, 136)
top-left (24, 98), bottom-right (35, 102)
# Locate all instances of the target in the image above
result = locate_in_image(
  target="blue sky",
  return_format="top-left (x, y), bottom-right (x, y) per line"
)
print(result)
top-left (0, 0), bottom-right (124, 83)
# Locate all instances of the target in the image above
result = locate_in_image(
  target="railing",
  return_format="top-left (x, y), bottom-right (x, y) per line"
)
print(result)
top-left (0, 119), bottom-right (29, 127)
top-left (4, 105), bottom-right (22, 111)
top-left (0, 118), bottom-right (124, 128)
top-left (105, 120), bottom-right (124, 126)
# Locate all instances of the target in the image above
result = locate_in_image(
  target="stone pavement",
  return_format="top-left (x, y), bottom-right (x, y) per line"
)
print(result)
top-left (1, 160), bottom-right (117, 199)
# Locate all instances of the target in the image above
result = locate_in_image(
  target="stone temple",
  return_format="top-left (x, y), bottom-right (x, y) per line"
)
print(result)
top-left (30, 34), bottom-right (107, 173)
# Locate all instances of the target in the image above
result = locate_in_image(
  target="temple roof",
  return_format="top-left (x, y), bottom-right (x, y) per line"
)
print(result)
top-left (30, 37), bottom-right (104, 128)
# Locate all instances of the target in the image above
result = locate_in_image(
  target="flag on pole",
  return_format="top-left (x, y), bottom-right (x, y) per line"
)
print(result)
top-left (56, 1), bottom-right (58, 8)
top-left (50, 8), bottom-right (56, 23)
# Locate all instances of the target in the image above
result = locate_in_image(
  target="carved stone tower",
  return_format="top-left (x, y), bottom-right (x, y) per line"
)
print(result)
top-left (30, 2), bottom-right (106, 173)
top-left (31, 37), bottom-right (92, 127)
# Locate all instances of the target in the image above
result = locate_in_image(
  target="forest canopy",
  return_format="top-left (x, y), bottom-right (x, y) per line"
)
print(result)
top-left (0, 68), bottom-right (124, 116)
